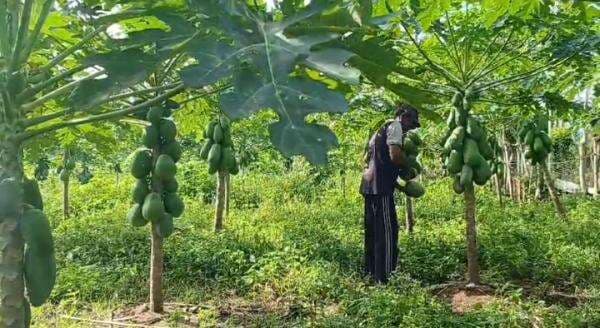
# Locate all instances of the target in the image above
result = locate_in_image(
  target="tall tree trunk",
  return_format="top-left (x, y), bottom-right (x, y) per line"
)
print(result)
top-left (0, 139), bottom-right (26, 328)
top-left (540, 161), bottom-right (567, 219)
top-left (405, 195), bottom-right (414, 234)
top-left (63, 175), bottom-right (70, 218)
top-left (464, 187), bottom-right (480, 286)
top-left (592, 138), bottom-right (599, 197)
top-left (214, 171), bottom-right (226, 232)
top-left (149, 227), bottom-right (164, 313)
top-left (579, 143), bottom-right (587, 195)
top-left (224, 173), bottom-right (230, 218)
top-left (494, 174), bottom-right (503, 206)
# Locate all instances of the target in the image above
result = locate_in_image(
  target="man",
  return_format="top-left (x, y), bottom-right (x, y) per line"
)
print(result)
top-left (360, 104), bottom-right (421, 283)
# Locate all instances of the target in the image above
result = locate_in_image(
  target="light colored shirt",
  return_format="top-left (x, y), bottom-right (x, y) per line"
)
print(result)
top-left (386, 119), bottom-right (403, 146)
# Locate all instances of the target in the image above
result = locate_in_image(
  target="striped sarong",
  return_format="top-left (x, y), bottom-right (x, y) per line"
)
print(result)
top-left (363, 194), bottom-right (399, 283)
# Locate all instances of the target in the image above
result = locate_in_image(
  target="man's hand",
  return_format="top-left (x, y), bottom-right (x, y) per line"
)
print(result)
top-left (389, 144), bottom-right (408, 168)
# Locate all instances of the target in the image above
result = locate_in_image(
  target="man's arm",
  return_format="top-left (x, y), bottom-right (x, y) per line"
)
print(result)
top-left (386, 120), bottom-right (407, 168)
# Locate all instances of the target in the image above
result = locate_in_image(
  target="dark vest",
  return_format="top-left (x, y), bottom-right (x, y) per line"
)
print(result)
top-left (360, 122), bottom-right (401, 195)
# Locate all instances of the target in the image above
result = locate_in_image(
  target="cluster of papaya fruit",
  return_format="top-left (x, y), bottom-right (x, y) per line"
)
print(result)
top-left (487, 136), bottom-right (505, 178)
top-left (518, 120), bottom-right (552, 165)
top-left (0, 176), bottom-right (55, 324)
top-left (396, 131), bottom-right (425, 198)
top-left (200, 117), bottom-right (239, 175)
top-left (58, 158), bottom-right (76, 182)
top-left (128, 105), bottom-right (185, 238)
top-left (442, 91), bottom-right (494, 194)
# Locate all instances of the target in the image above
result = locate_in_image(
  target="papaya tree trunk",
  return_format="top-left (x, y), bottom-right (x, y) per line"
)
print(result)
top-left (405, 195), bottom-right (414, 234)
top-left (0, 139), bottom-right (26, 328)
top-left (224, 172), bottom-right (230, 218)
top-left (494, 174), bottom-right (503, 206)
top-left (464, 187), bottom-right (480, 285)
top-left (63, 175), bottom-right (70, 219)
top-left (540, 161), bottom-right (567, 219)
top-left (214, 171), bottom-right (226, 232)
top-left (592, 138), bottom-right (599, 197)
top-left (149, 226), bottom-right (164, 313)
top-left (579, 143), bottom-right (587, 195)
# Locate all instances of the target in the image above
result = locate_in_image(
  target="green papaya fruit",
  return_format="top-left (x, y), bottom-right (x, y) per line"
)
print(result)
top-left (127, 204), bottom-right (148, 227)
top-left (159, 119), bottom-right (177, 144)
top-left (478, 138), bottom-right (494, 160)
top-left (213, 124), bottom-right (224, 143)
top-left (219, 116), bottom-right (230, 130)
top-left (447, 109), bottom-right (456, 128)
top-left (403, 138), bottom-right (418, 155)
top-left (466, 118), bottom-right (484, 141)
top-left (539, 132), bottom-right (552, 150)
top-left (533, 137), bottom-right (545, 154)
top-left (131, 149), bottom-right (153, 179)
top-left (473, 161), bottom-right (492, 185)
top-left (132, 179), bottom-right (149, 204)
top-left (59, 169), bottom-right (69, 182)
top-left (162, 141), bottom-right (182, 162)
top-left (229, 161), bottom-right (240, 175)
top-left (23, 178), bottom-right (43, 210)
top-left (222, 127), bottom-right (233, 147)
top-left (24, 248), bottom-right (56, 307)
top-left (163, 178), bottom-right (179, 193)
top-left (444, 126), bottom-right (466, 153)
top-left (164, 193), bottom-right (185, 218)
top-left (142, 192), bottom-right (165, 223)
top-left (20, 209), bottom-right (53, 256)
top-left (208, 143), bottom-right (222, 172)
top-left (440, 128), bottom-right (453, 148)
top-left (517, 124), bottom-right (529, 142)
top-left (146, 106), bottom-right (164, 124)
top-left (406, 130), bottom-right (422, 146)
top-left (463, 138), bottom-right (485, 168)
top-left (154, 155), bottom-right (177, 180)
top-left (143, 125), bottom-right (160, 148)
top-left (200, 139), bottom-right (213, 160)
top-left (204, 120), bottom-right (218, 139)
top-left (446, 150), bottom-right (463, 174)
top-left (453, 175), bottom-right (465, 194)
top-left (403, 181), bottom-right (425, 198)
top-left (0, 178), bottom-right (22, 217)
top-left (65, 159), bottom-right (76, 171)
top-left (220, 146), bottom-right (236, 172)
top-left (407, 155), bottom-right (422, 174)
top-left (524, 129), bottom-right (535, 146)
top-left (460, 165), bottom-right (473, 187)
top-left (156, 213), bottom-right (174, 238)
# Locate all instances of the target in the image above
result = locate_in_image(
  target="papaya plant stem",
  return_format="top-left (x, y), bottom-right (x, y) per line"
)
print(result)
top-left (444, 11), bottom-right (463, 74)
top-left (540, 160), bottom-right (567, 219)
top-left (20, 69), bottom-right (106, 113)
top-left (0, 139), bottom-right (26, 328)
top-left (398, 21), bottom-right (462, 88)
top-left (467, 26), bottom-right (516, 88)
top-left (20, 0), bottom-right (54, 65)
top-left (40, 25), bottom-right (107, 72)
top-left (405, 195), bottom-right (414, 234)
top-left (431, 30), bottom-right (462, 75)
top-left (149, 227), bottom-right (164, 313)
top-left (464, 186), bottom-right (480, 285)
top-left (7, 0), bottom-right (33, 73)
top-left (464, 32), bottom-right (501, 80)
top-left (19, 84), bottom-right (186, 141)
top-left (214, 171), bottom-right (226, 232)
top-left (17, 66), bottom-right (86, 103)
top-left (0, 1), bottom-right (8, 56)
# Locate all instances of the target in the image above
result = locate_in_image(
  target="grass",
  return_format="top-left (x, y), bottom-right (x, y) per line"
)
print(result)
top-left (31, 167), bottom-right (600, 327)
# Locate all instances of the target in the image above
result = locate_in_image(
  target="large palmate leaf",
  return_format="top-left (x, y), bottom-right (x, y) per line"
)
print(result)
top-left (182, 0), bottom-right (358, 164)
top-left (70, 49), bottom-right (159, 109)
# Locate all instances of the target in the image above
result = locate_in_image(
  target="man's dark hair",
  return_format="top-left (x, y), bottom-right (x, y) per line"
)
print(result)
top-left (395, 103), bottom-right (418, 118)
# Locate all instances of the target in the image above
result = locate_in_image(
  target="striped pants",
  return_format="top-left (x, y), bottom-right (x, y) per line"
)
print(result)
top-left (364, 194), bottom-right (399, 283)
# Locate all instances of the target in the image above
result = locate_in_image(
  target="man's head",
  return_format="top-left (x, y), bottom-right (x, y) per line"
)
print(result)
top-left (395, 103), bottom-right (421, 131)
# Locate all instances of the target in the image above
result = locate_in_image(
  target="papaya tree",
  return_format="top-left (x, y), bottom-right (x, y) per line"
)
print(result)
top-left (0, 2), bottom-right (192, 325)
top-left (199, 116), bottom-right (239, 232)
top-left (368, 1), bottom-right (596, 286)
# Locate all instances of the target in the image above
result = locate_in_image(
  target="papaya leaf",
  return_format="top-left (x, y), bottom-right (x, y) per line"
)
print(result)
top-left (182, 0), bottom-right (354, 164)
top-left (69, 49), bottom-right (159, 109)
